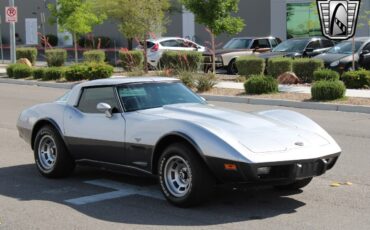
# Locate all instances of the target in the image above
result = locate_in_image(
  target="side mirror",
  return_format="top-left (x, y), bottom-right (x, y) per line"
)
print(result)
top-left (97, 103), bottom-right (113, 118)
top-left (361, 50), bottom-right (370, 56)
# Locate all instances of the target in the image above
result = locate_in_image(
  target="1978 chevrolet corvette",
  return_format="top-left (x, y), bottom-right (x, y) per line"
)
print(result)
top-left (17, 77), bottom-right (341, 207)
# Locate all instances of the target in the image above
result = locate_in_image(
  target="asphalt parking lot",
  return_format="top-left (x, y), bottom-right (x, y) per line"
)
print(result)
top-left (0, 83), bottom-right (369, 230)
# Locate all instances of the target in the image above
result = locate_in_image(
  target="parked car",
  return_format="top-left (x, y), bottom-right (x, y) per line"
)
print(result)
top-left (136, 37), bottom-right (206, 69)
top-left (17, 77), bottom-right (341, 207)
top-left (314, 37), bottom-right (370, 72)
top-left (203, 36), bottom-right (281, 74)
top-left (258, 37), bottom-right (336, 60)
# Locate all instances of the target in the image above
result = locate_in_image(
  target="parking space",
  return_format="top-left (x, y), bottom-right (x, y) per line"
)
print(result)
top-left (0, 83), bottom-right (369, 229)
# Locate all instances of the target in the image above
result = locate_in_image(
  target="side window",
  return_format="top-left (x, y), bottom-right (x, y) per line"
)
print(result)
top-left (77, 87), bottom-right (119, 113)
top-left (269, 39), bottom-right (278, 48)
top-left (160, 40), bottom-right (178, 47)
top-left (321, 40), bottom-right (334, 48)
top-left (258, 39), bottom-right (270, 48)
top-left (363, 43), bottom-right (370, 51)
top-left (251, 39), bottom-right (270, 49)
top-left (307, 40), bottom-right (321, 49)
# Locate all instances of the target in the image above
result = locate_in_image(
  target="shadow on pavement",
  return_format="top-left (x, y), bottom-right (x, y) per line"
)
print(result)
top-left (0, 164), bottom-right (305, 226)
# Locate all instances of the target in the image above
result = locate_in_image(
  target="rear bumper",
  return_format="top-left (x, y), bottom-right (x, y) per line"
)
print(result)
top-left (206, 152), bottom-right (340, 185)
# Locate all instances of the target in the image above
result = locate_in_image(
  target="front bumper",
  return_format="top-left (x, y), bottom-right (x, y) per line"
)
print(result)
top-left (206, 153), bottom-right (340, 185)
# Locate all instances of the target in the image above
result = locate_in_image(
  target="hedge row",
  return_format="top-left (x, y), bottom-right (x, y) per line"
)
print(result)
top-left (236, 56), bottom-right (265, 77)
top-left (16, 48), bottom-right (38, 65)
top-left (160, 51), bottom-right (202, 72)
top-left (7, 63), bottom-right (113, 81)
top-left (341, 69), bottom-right (370, 89)
top-left (236, 56), bottom-right (324, 83)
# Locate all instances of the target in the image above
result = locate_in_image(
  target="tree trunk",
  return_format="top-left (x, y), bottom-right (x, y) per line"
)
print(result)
top-left (143, 34), bottom-right (148, 73)
top-left (211, 32), bottom-right (216, 74)
top-left (128, 38), bottom-right (133, 50)
top-left (73, 32), bottom-right (78, 63)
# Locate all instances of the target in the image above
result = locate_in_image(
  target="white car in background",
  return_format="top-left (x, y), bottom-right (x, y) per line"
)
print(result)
top-left (136, 37), bottom-right (206, 69)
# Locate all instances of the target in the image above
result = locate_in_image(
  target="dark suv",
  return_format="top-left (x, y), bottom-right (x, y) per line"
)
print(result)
top-left (258, 37), bottom-right (336, 59)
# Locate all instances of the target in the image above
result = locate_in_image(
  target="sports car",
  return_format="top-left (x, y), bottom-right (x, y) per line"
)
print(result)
top-left (17, 77), bottom-right (341, 207)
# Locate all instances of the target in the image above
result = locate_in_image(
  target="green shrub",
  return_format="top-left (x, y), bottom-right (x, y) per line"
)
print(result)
top-left (6, 63), bottom-right (22, 78)
top-left (119, 50), bottom-right (144, 71)
top-left (41, 34), bottom-right (58, 47)
top-left (85, 62), bottom-right (114, 80)
top-left (196, 73), bottom-right (217, 92)
top-left (178, 71), bottom-right (195, 88)
top-left (160, 51), bottom-right (202, 72)
top-left (311, 80), bottom-right (346, 100)
top-left (236, 56), bottom-right (265, 77)
top-left (267, 57), bottom-right (293, 78)
top-left (12, 64), bottom-right (33, 79)
top-left (83, 50), bottom-right (106, 63)
top-left (313, 69), bottom-right (340, 81)
top-left (43, 67), bottom-right (65, 81)
top-left (33, 68), bottom-right (46, 79)
top-left (45, 49), bottom-right (67, 67)
top-left (293, 58), bottom-right (324, 83)
top-left (244, 75), bottom-right (278, 95)
top-left (65, 63), bottom-right (113, 81)
top-left (341, 69), bottom-right (370, 89)
top-left (16, 48), bottom-right (38, 65)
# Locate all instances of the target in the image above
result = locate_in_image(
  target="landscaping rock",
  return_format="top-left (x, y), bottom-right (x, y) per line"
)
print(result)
top-left (277, 72), bottom-right (300, 84)
top-left (17, 58), bottom-right (32, 67)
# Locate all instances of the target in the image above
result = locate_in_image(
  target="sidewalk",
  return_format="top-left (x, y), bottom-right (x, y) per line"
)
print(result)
top-left (215, 81), bottom-right (370, 99)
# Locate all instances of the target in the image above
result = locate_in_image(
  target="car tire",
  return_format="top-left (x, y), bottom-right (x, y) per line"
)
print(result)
top-left (227, 59), bottom-right (238, 75)
top-left (275, 177), bottom-right (313, 190)
top-left (158, 142), bottom-right (215, 207)
top-left (34, 125), bottom-right (75, 178)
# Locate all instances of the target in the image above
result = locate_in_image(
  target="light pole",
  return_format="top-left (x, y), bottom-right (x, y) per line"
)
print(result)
top-left (9, 0), bottom-right (16, 63)
top-left (0, 17), bottom-right (4, 64)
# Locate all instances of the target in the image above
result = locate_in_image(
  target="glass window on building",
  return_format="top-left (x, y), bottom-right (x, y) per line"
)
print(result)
top-left (287, 3), bottom-right (322, 39)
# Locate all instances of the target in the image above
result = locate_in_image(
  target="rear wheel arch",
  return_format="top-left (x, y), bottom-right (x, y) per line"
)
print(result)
top-left (151, 132), bottom-right (208, 175)
top-left (31, 119), bottom-right (64, 150)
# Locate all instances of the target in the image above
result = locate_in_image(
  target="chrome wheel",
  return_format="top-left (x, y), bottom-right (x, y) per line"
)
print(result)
top-left (38, 135), bottom-right (57, 170)
top-left (164, 156), bottom-right (192, 198)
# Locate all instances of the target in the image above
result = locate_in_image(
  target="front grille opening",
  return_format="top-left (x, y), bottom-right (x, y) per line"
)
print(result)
top-left (258, 165), bottom-right (292, 180)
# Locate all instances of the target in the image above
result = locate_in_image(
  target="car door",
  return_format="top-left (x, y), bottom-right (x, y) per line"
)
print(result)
top-left (64, 86), bottom-right (126, 164)
top-left (359, 43), bottom-right (370, 70)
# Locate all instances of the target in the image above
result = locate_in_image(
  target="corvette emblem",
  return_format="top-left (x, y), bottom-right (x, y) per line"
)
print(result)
top-left (295, 142), bottom-right (305, 147)
top-left (317, 0), bottom-right (361, 40)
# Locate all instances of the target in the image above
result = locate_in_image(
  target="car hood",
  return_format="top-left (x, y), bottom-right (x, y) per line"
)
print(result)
top-left (141, 104), bottom-right (330, 153)
top-left (314, 53), bottom-right (350, 64)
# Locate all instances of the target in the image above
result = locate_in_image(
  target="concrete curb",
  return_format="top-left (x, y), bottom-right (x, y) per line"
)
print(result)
top-left (0, 78), bottom-right (76, 89)
top-left (1, 78), bottom-right (370, 114)
top-left (202, 94), bottom-right (370, 114)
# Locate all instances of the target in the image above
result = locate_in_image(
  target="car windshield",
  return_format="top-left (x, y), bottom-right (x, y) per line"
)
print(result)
top-left (117, 82), bottom-right (205, 112)
top-left (223, 39), bottom-right (252, 49)
top-left (56, 90), bottom-right (71, 103)
top-left (272, 39), bottom-right (309, 52)
top-left (327, 41), bottom-right (363, 54)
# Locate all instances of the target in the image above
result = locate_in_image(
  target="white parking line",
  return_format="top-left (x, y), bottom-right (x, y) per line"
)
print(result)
top-left (65, 179), bottom-right (165, 205)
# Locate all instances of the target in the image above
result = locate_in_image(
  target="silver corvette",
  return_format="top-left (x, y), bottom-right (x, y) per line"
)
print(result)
top-left (17, 77), bottom-right (341, 207)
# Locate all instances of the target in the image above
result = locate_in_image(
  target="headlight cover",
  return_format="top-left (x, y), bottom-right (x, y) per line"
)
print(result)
top-left (330, 60), bottom-right (340, 67)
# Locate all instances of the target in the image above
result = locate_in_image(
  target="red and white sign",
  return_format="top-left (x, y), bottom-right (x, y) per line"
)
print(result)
top-left (5, 6), bottom-right (18, 23)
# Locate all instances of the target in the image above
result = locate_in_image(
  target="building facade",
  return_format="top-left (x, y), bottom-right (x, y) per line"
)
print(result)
top-left (0, 0), bottom-right (369, 49)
